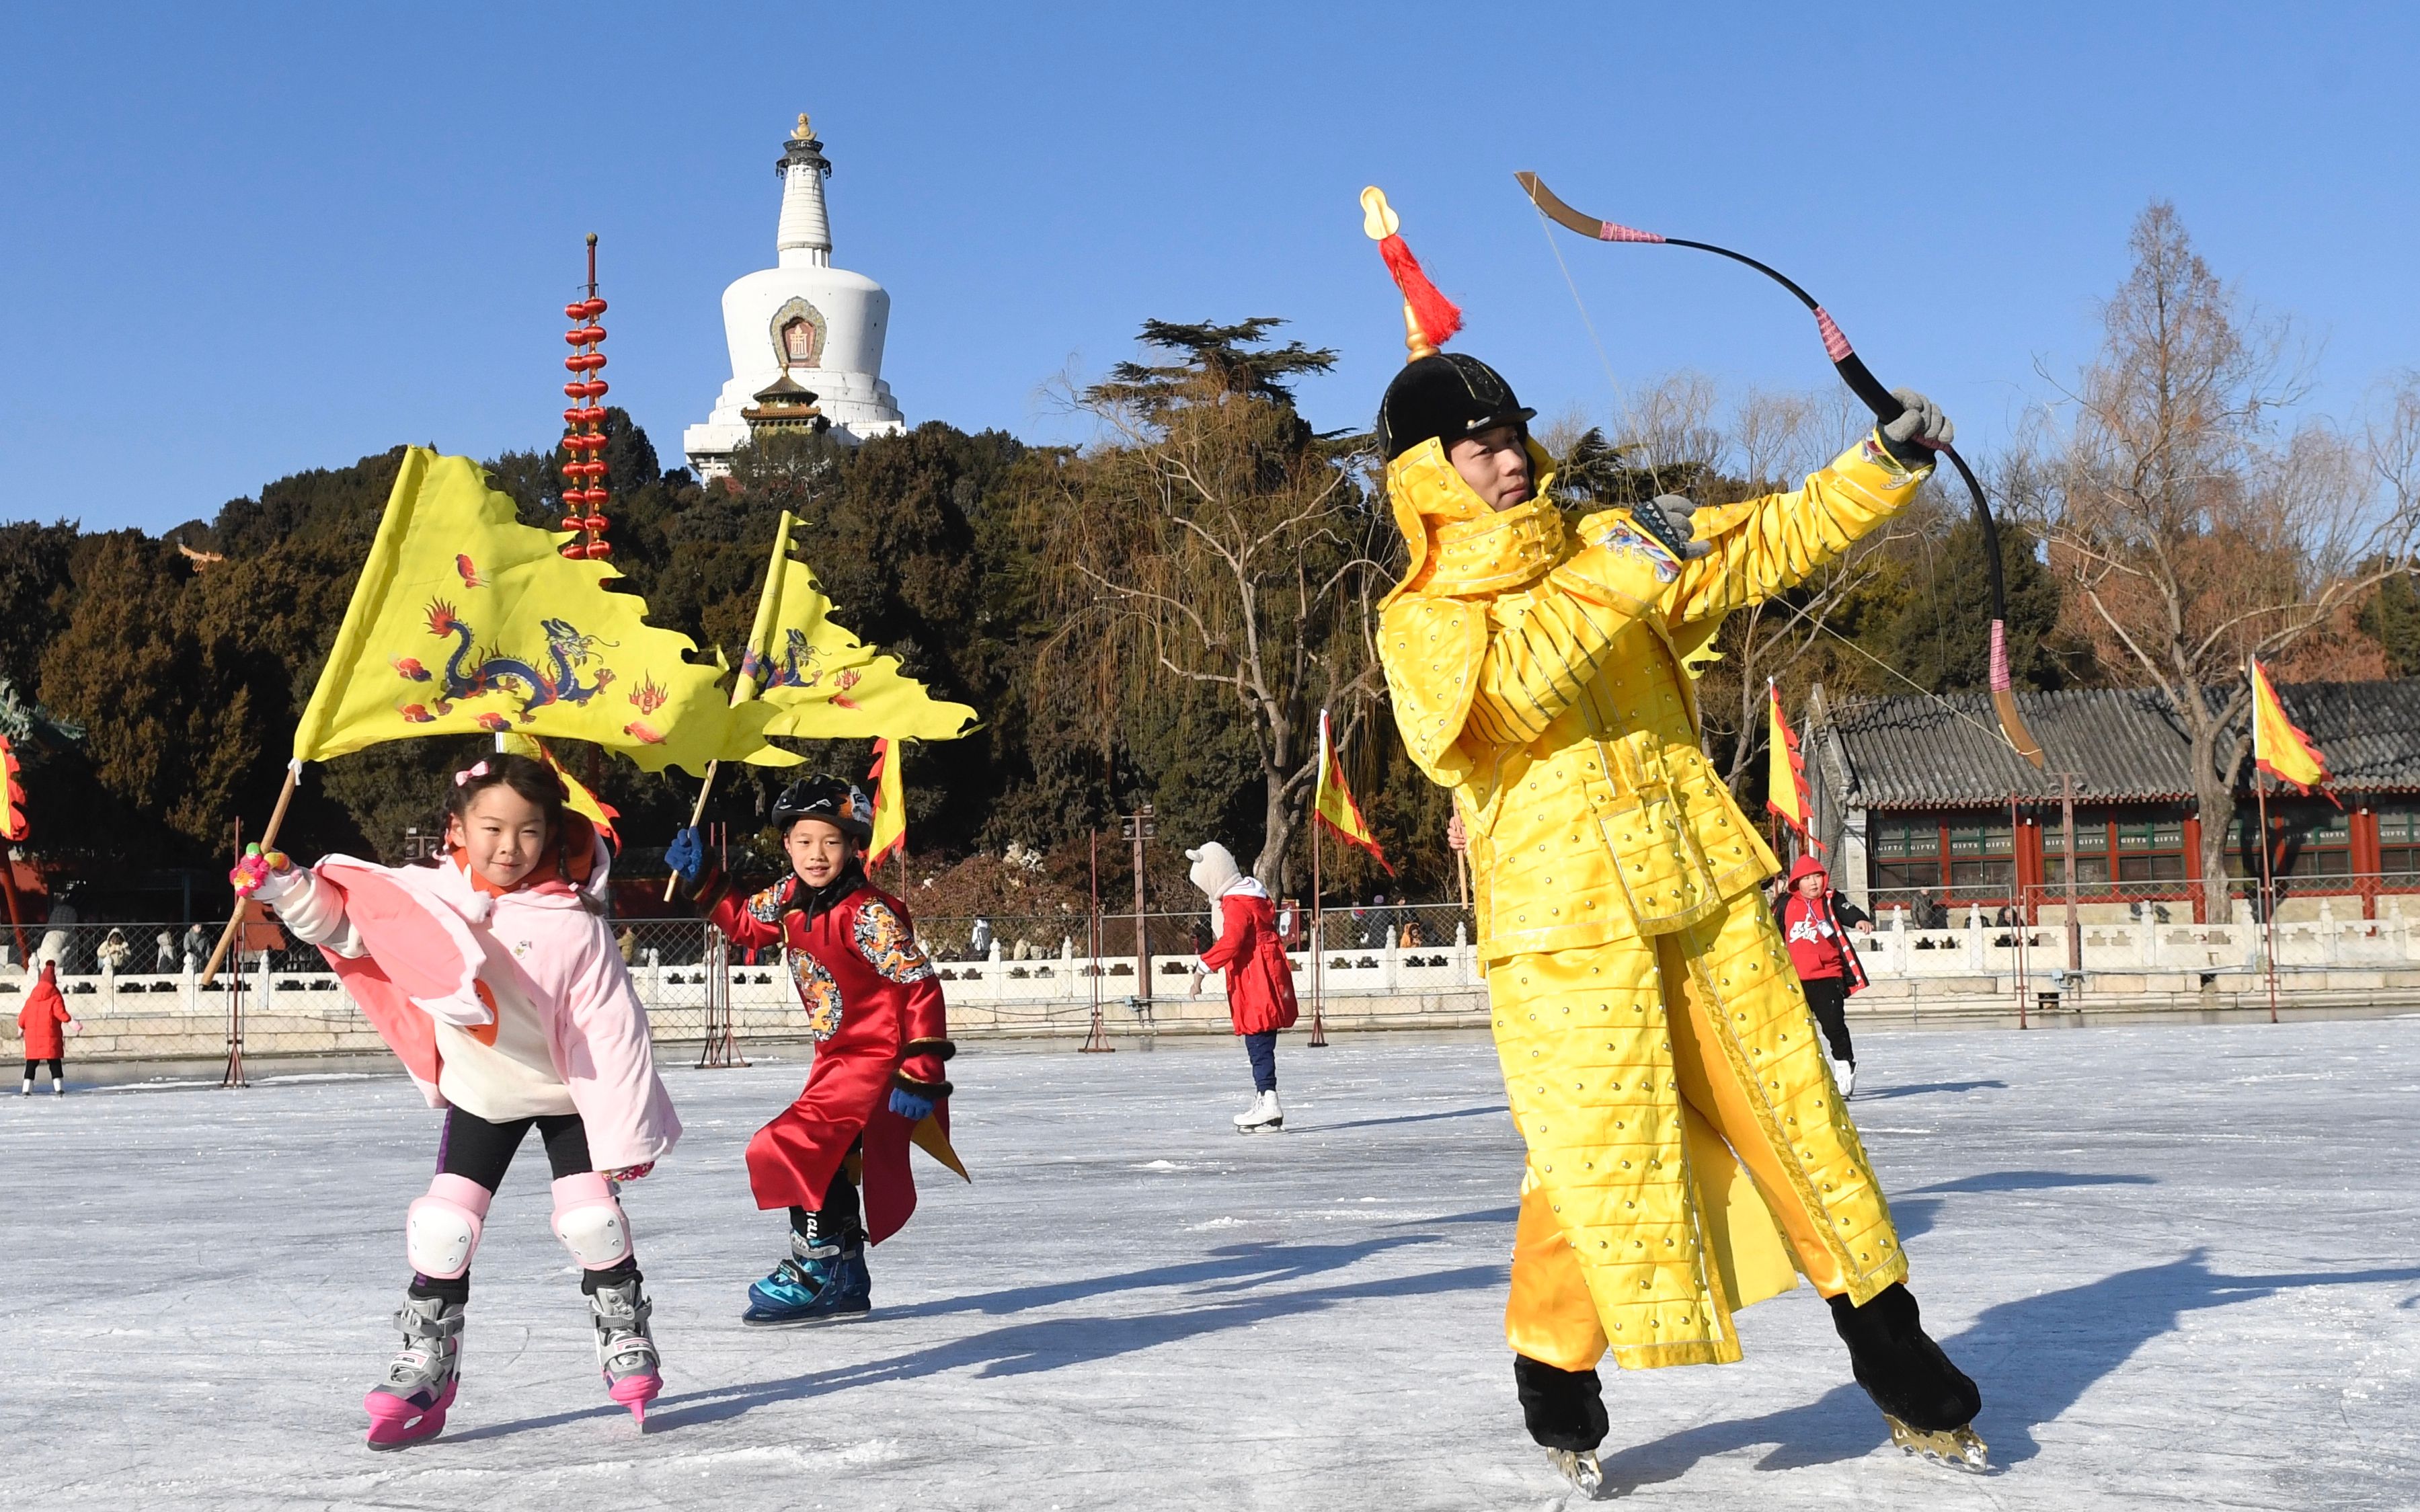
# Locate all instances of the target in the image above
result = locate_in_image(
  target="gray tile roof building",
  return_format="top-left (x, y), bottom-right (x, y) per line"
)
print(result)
top-left (1816, 679), bottom-right (2420, 811)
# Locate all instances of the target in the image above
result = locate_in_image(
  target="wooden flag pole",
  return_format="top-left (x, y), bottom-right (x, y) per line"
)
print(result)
top-left (200, 764), bottom-right (299, 987)
top-left (1308, 816), bottom-right (1328, 1047)
top-left (664, 758), bottom-right (723, 902)
top-left (2257, 770), bottom-right (2279, 1025)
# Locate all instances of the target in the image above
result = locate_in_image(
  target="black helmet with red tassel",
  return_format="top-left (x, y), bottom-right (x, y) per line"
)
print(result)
top-left (1362, 188), bottom-right (1534, 461)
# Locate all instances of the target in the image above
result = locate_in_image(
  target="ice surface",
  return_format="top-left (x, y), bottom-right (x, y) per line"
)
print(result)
top-left (6, 1020), bottom-right (2419, 1510)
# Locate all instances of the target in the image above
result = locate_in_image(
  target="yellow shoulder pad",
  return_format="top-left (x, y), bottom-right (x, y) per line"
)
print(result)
top-left (1378, 595), bottom-right (1487, 787)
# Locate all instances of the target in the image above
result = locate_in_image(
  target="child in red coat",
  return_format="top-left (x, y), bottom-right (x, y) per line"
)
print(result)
top-left (668, 774), bottom-right (964, 1326)
top-left (1186, 842), bottom-right (1300, 1133)
top-left (1777, 853), bottom-right (1872, 1096)
top-left (18, 961), bottom-right (76, 1095)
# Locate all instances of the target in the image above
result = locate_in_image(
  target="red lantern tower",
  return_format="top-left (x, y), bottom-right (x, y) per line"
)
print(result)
top-left (559, 233), bottom-right (613, 560)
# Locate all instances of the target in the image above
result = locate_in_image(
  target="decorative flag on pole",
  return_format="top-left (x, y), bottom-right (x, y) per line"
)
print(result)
top-left (0, 733), bottom-right (25, 841)
top-left (504, 735), bottom-right (619, 848)
top-left (1312, 709), bottom-right (1392, 874)
top-left (744, 512), bottom-right (980, 742)
top-left (2249, 658), bottom-right (2331, 795)
top-left (291, 448), bottom-right (795, 777)
top-left (866, 738), bottom-right (907, 869)
top-left (1765, 680), bottom-right (1819, 848)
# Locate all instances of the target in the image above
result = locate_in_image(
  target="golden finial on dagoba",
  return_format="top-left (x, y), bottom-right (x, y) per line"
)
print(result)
top-left (793, 112), bottom-right (813, 141)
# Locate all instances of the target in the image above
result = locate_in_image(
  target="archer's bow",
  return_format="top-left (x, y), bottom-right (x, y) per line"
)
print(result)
top-left (1517, 171), bottom-right (2047, 770)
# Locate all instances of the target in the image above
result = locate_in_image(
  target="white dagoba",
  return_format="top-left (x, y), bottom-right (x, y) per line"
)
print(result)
top-left (682, 114), bottom-right (905, 477)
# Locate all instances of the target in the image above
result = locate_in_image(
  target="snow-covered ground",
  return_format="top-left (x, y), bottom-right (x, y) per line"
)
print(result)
top-left (7, 1020), bottom-right (2418, 1511)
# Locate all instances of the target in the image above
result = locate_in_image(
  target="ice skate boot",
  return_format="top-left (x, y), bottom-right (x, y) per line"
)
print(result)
top-left (742, 1229), bottom-right (871, 1326)
top-left (1516, 1355), bottom-right (1609, 1499)
top-left (1831, 1059), bottom-right (1857, 1098)
top-left (586, 1275), bottom-right (662, 1425)
top-left (362, 1294), bottom-right (462, 1450)
top-left (1232, 1090), bottom-right (1284, 1133)
top-left (1829, 1283), bottom-right (1987, 1471)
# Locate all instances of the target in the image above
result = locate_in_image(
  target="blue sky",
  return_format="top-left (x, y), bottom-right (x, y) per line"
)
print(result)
top-left (3, 1), bottom-right (2415, 532)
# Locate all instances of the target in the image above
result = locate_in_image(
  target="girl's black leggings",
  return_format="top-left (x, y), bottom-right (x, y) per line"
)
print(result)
top-left (409, 1105), bottom-right (637, 1302)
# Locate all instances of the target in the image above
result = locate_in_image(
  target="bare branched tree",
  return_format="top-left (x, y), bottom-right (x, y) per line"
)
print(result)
top-left (2019, 202), bottom-right (2420, 909)
top-left (1032, 321), bottom-right (1392, 890)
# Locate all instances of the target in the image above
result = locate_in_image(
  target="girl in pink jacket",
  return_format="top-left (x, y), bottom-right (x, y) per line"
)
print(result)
top-left (235, 754), bottom-right (680, 1449)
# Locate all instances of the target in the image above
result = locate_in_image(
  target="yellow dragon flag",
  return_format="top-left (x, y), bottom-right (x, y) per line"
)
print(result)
top-left (1765, 680), bottom-right (1816, 845)
top-left (743, 510), bottom-right (979, 742)
top-left (2249, 658), bottom-right (2331, 794)
top-left (292, 448), bottom-right (795, 777)
top-left (1313, 709), bottom-right (1391, 873)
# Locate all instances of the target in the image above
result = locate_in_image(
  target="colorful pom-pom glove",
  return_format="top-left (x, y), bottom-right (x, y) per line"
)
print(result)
top-left (228, 844), bottom-right (302, 906)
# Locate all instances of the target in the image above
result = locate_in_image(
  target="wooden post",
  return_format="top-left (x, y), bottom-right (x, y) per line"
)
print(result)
top-left (2011, 789), bottom-right (2028, 1031)
top-left (219, 938), bottom-right (248, 1088)
top-left (1122, 804), bottom-right (1155, 1006)
top-left (201, 765), bottom-right (299, 987)
top-left (2060, 772), bottom-right (2082, 974)
top-left (1081, 828), bottom-right (1113, 1053)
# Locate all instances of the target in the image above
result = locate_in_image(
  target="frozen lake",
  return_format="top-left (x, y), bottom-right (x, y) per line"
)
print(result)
top-left (7, 1019), bottom-right (2418, 1510)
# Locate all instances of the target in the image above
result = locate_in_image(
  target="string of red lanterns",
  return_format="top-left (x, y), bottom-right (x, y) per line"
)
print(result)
top-left (558, 233), bottom-right (613, 560)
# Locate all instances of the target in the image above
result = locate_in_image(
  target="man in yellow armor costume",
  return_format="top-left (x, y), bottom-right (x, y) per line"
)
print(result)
top-left (1374, 349), bottom-right (1985, 1486)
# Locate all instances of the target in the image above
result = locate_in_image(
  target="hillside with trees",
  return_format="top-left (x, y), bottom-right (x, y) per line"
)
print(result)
top-left (3, 204), bottom-right (2413, 922)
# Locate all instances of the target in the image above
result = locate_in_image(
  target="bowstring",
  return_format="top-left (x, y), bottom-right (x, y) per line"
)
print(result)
top-left (1528, 202), bottom-right (1674, 500)
top-left (1528, 200), bottom-right (2023, 763)
top-left (1805, 615), bottom-right (2027, 757)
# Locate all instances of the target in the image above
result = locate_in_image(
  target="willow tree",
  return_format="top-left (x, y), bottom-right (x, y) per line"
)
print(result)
top-left (2023, 202), bottom-right (2419, 911)
top-left (1033, 319), bottom-right (1391, 890)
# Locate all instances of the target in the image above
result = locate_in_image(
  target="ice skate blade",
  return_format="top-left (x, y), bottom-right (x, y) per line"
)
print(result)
top-left (362, 1381), bottom-right (455, 1451)
top-left (1235, 1119), bottom-right (1283, 1133)
top-left (1883, 1415), bottom-right (1988, 1472)
top-left (740, 1304), bottom-right (873, 1329)
top-left (1545, 1447), bottom-right (1606, 1498)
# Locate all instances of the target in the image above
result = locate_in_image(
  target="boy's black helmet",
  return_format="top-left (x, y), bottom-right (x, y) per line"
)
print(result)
top-left (772, 774), bottom-right (875, 845)
top-left (1376, 353), bottom-right (1536, 461)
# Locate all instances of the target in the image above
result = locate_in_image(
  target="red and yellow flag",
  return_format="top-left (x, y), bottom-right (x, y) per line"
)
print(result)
top-left (1313, 709), bottom-right (1391, 873)
top-left (2249, 658), bottom-right (2330, 795)
top-left (865, 738), bottom-right (906, 868)
top-left (0, 733), bottom-right (25, 842)
top-left (1765, 681), bottom-right (1818, 846)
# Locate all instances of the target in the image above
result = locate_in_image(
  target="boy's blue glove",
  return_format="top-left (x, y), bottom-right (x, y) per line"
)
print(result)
top-left (888, 1086), bottom-right (935, 1123)
top-left (665, 826), bottom-right (707, 887)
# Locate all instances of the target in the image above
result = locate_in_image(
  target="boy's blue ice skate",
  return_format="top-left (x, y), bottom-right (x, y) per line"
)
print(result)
top-left (742, 1230), bottom-right (871, 1326)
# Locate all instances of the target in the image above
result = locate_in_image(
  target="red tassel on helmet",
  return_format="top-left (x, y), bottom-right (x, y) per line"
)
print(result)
top-left (1376, 234), bottom-right (1462, 350)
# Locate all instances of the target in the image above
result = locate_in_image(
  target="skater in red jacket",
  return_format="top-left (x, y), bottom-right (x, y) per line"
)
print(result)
top-left (18, 961), bottom-right (76, 1095)
top-left (668, 774), bottom-right (966, 1326)
top-left (1777, 854), bottom-right (1872, 1096)
top-left (1186, 842), bottom-right (1300, 1133)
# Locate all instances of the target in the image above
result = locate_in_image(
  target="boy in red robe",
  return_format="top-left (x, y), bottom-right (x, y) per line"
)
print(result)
top-left (668, 775), bottom-right (963, 1325)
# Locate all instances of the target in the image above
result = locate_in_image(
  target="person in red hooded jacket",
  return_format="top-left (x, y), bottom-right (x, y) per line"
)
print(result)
top-left (18, 960), bottom-right (76, 1095)
top-left (1186, 841), bottom-right (1300, 1133)
top-left (1776, 853), bottom-right (1872, 1096)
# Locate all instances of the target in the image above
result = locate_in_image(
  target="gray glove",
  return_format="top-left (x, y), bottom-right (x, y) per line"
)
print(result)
top-left (1631, 493), bottom-right (1714, 561)
top-left (1877, 388), bottom-right (1953, 467)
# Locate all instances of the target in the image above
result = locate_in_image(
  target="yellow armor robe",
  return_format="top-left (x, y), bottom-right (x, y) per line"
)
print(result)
top-left (1378, 432), bottom-right (1929, 1371)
